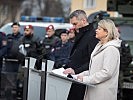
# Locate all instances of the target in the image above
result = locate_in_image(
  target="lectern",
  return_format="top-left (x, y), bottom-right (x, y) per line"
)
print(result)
top-left (23, 57), bottom-right (55, 100)
top-left (23, 57), bottom-right (94, 100)
top-left (23, 57), bottom-right (41, 100)
top-left (45, 67), bottom-right (94, 100)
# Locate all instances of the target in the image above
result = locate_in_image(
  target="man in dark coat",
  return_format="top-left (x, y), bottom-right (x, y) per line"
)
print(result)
top-left (63, 10), bottom-right (98, 100)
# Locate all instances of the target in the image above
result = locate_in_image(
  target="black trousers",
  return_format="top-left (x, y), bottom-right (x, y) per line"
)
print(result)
top-left (67, 83), bottom-right (86, 100)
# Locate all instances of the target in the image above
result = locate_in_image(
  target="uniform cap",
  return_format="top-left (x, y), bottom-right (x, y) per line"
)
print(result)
top-left (11, 22), bottom-right (20, 27)
top-left (60, 29), bottom-right (68, 35)
top-left (46, 25), bottom-right (54, 31)
top-left (24, 25), bottom-right (33, 30)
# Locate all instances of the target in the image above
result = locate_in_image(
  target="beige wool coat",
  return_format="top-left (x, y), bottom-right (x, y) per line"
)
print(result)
top-left (78, 39), bottom-right (121, 100)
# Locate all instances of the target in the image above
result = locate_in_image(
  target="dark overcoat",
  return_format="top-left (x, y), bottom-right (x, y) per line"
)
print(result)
top-left (68, 23), bottom-right (98, 74)
top-left (67, 23), bottom-right (98, 100)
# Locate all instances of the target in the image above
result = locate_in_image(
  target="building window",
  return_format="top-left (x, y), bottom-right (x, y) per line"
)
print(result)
top-left (83, 0), bottom-right (96, 9)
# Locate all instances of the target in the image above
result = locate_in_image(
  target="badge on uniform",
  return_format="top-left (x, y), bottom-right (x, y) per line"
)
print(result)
top-left (25, 44), bottom-right (30, 47)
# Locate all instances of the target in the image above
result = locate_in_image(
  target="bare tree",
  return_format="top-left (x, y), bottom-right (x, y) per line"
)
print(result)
top-left (0, 0), bottom-right (23, 27)
top-left (0, 0), bottom-right (71, 27)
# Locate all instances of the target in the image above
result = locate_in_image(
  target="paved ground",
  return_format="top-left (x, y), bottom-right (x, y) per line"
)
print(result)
top-left (0, 72), bottom-right (20, 100)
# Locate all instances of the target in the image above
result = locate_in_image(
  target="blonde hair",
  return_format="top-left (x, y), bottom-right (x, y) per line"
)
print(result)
top-left (98, 19), bottom-right (120, 41)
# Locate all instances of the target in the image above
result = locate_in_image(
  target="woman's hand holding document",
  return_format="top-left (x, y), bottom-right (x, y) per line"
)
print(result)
top-left (52, 68), bottom-right (95, 87)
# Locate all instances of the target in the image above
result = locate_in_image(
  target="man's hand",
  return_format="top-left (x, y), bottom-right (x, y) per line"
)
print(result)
top-left (63, 68), bottom-right (75, 75)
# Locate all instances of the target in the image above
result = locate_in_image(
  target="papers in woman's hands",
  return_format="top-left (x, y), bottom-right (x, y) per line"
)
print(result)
top-left (51, 67), bottom-right (78, 79)
top-left (52, 67), bottom-right (67, 77)
top-left (52, 68), bottom-right (95, 87)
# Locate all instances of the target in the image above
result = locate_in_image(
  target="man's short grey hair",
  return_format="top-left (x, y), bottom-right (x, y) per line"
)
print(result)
top-left (69, 10), bottom-right (88, 20)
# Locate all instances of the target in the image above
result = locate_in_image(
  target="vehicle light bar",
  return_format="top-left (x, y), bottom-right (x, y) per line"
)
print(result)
top-left (20, 16), bottom-right (65, 23)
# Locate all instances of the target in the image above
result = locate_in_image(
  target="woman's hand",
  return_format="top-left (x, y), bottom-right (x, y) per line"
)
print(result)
top-left (77, 75), bottom-right (83, 82)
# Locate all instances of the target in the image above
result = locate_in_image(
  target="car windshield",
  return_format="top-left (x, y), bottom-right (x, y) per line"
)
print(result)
top-left (0, 24), bottom-right (46, 40)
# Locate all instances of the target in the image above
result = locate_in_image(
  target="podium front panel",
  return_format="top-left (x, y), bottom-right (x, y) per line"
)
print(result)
top-left (27, 70), bottom-right (41, 100)
top-left (46, 74), bottom-right (72, 100)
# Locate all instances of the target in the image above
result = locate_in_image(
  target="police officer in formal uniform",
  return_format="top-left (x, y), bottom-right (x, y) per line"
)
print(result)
top-left (4, 22), bottom-right (23, 100)
top-left (0, 32), bottom-right (7, 97)
top-left (19, 25), bottom-right (43, 69)
top-left (16, 25), bottom-right (43, 99)
top-left (5, 22), bottom-right (23, 72)
top-left (49, 29), bottom-right (73, 69)
top-left (42, 25), bottom-right (60, 59)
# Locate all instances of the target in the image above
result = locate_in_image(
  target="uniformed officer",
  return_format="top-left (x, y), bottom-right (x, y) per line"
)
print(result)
top-left (19, 25), bottom-right (43, 69)
top-left (0, 32), bottom-right (7, 97)
top-left (4, 22), bottom-right (23, 99)
top-left (0, 32), bottom-right (7, 71)
top-left (68, 27), bottom-right (76, 44)
top-left (49, 29), bottom-right (73, 69)
top-left (16, 25), bottom-right (43, 99)
top-left (5, 22), bottom-right (23, 72)
top-left (42, 25), bottom-right (60, 59)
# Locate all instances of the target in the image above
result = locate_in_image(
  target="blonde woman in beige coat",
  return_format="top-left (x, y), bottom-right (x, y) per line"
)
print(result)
top-left (77, 19), bottom-right (121, 100)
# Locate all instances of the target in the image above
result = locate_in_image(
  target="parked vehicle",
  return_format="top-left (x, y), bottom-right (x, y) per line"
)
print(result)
top-left (0, 16), bottom-right (72, 40)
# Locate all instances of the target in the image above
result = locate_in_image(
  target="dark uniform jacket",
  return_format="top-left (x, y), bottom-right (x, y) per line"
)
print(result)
top-left (49, 40), bottom-right (73, 69)
top-left (0, 32), bottom-right (7, 94)
top-left (0, 32), bottom-right (7, 70)
top-left (0, 32), bottom-right (7, 58)
top-left (6, 32), bottom-right (23, 59)
top-left (68, 23), bottom-right (98, 74)
top-left (20, 34), bottom-right (42, 58)
top-left (20, 34), bottom-right (43, 69)
top-left (43, 35), bottom-right (60, 59)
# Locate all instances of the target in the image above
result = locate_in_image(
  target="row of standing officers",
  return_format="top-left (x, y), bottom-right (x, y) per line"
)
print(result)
top-left (0, 18), bottom-right (77, 99)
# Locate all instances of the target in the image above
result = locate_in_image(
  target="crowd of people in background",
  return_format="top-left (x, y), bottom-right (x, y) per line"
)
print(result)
top-left (0, 19), bottom-right (76, 99)
top-left (0, 9), bottom-right (132, 100)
